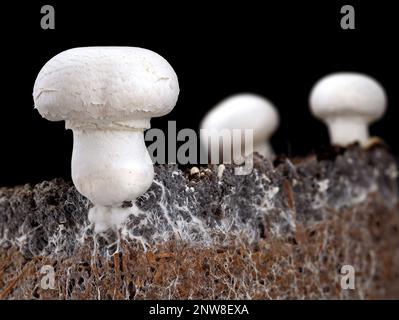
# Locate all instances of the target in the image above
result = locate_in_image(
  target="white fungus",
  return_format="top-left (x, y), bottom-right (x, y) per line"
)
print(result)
top-left (200, 93), bottom-right (279, 160)
top-left (33, 47), bottom-right (179, 232)
top-left (309, 72), bottom-right (387, 147)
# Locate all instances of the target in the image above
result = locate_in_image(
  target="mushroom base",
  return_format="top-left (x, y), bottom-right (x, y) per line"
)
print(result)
top-left (254, 142), bottom-right (274, 159)
top-left (88, 205), bottom-right (136, 233)
top-left (327, 117), bottom-right (370, 147)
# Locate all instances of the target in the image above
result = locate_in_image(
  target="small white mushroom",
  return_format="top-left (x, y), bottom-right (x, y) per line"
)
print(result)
top-left (190, 166), bottom-right (200, 176)
top-left (200, 93), bottom-right (279, 160)
top-left (33, 47), bottom-right (179, 232)
top-left (309, 72), bottom-right (387, 147)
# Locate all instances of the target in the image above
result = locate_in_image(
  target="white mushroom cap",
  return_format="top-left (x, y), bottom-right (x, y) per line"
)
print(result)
top-left (33, 47), bottom-right (179, 129)
top-left (310, 72), bottom-right (386, 122)
top-left (309, 72), bottom-right (387, 146)
top-left (201, 94), bottom-right (279, 141)
top-left (200, 93), bottom-right (279, 159)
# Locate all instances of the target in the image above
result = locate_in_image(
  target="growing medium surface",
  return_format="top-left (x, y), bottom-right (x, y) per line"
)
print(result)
top-left (0, 145), bottom-right (399, 299)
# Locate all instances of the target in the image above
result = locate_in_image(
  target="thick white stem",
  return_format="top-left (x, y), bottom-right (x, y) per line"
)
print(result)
top-left (254, 141), bottom-right (274, 159)
top-left (71, 129), bottom-right (154, 207)
top-left (326, 117), bottom-right (369, 147)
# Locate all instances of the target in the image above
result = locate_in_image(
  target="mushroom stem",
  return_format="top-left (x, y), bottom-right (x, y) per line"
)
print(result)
top-left (71, 128), bottom-right (154, 207)
top-left (326, 117), bottom-right (369, 147)
top-left (254, 142), bottom-right (275, 159)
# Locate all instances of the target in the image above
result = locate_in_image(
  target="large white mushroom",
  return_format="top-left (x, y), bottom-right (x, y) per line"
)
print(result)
top-left (309, 72), bottom-right (387, 147)
top-left (33, 47), bottom-right (179, 232)
top-left (200, 93), bottom-right (279, 161)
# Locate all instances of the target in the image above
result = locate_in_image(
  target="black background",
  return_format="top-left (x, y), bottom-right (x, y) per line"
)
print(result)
top-left (1, 1), bottom-right (397, 187)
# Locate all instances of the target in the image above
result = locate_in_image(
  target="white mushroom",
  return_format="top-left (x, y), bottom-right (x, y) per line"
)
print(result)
top-left (309, 72), bottom-right (387, 147)
top-left (33, 47), bottom-right (179, 232)
top-left (199, 93), bottom-right (279, 161)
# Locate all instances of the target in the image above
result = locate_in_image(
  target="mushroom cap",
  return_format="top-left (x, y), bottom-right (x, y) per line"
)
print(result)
top-left (33, 47), bottom-right (179, 129)
top-left (200, 93), bottom-right (279, 143)
top-left (310, 72), bottom-right (387, 123)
